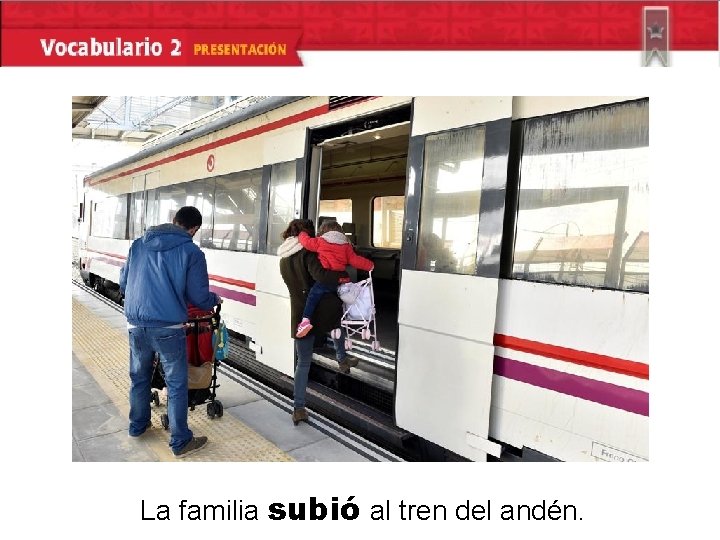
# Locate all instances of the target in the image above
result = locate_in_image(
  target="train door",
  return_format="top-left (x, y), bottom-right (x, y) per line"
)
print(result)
top-left (306, 105), bottom-right (412, 399)
top-left (77, 191), bottom-right (91, 281)
top-left (128, 174), bottom-right (147, 239)
top-left (256, 156), bottom-right (309, 377)
top-left (394, 97), bottom-right (512, 460)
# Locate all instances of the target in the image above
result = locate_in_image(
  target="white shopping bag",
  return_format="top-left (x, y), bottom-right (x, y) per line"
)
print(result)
top-left (337, 282), bottom-right (362, 304)
top-left (343, 284), bottom-right (373, 321)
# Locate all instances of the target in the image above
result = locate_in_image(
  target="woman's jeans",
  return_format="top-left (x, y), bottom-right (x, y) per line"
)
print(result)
top-left (128, 326), bottom-right (193, 453)
top-left (293, 329), bottom-right (346, 409)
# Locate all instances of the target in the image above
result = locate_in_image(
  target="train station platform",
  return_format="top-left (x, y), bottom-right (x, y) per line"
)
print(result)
top-left (72, 283), bottom-right (396, 462)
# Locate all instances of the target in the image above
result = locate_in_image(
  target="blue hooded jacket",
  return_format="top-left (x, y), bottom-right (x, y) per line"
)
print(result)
top-left (119, 224), bottom-right (219, 327)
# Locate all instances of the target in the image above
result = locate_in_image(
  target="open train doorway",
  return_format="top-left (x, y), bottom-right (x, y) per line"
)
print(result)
top-left (305, 104), bottom-right (412, 405)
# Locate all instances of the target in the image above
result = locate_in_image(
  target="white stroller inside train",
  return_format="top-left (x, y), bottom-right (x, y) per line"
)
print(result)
top-left (331, 271), bottom-right (381, 352)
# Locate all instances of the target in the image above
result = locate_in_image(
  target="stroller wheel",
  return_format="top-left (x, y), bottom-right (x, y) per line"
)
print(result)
top-left (345, 339), bottom-right (353, 350)
top-left (331, 328), bottom-right (342, 339)
top-left (207, 400), bottom-right (223, 419)
top-left (361, 328), bottom-right (371, 340)
top-left (160, 414), bottom-right (169, 430)
top-left (371, 340), bottom-right (381, 352)
top-left (151, 390), bottom-right (160, 407)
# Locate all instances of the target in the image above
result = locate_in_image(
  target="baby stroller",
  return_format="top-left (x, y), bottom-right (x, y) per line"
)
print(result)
top-left (332, 270), bottom-right (381, 352)
top-left (150, 304), bottom-right (225, 429)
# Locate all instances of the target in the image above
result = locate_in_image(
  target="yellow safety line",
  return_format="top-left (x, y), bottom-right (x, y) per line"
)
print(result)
top-left (72, 298), bottom-right (293, 462)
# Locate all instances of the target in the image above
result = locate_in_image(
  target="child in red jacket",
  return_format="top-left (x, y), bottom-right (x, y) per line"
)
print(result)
top-left (296, 220), bottom-right (374, 337)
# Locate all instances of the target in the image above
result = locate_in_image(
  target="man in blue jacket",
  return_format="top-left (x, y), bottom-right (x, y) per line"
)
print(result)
top-left (120, 206), bottom-right (221, 458)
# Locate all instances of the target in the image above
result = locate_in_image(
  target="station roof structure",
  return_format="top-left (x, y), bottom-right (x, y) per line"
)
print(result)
top-left (71, 96), bottom-right (240, 144)
top-left (71, 96), bottom-right (275, 187)
top-left (72, 96), bottom-right (106, 130)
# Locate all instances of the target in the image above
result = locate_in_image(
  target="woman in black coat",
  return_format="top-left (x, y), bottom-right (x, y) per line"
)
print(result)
top-left (278, 219), bottom-right (357, 424)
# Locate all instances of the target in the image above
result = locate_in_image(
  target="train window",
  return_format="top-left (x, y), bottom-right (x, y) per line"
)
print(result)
top-left (141, 181), bottom-right (214, 244)
top-left (319, 199), bottom-right (352, 227)
top-left (185, 178), bottom-right (215, 247)
top-left (512, 99), bottom-right (649, 292)
top-left (211, 169), bottom-right (262, 252)
top-left (417, 126), bottom-right (486, 275)
top-left (91, 195), bottom-right (129, 239)
top-left (155, 184), bottom-right (192, 225)
top-left (267, 161), bottom-right (297, 254)
top-left (372, 196), bottom-right (404, 248)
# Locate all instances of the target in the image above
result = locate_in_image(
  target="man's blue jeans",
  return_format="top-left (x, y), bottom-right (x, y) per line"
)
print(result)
top-left (293, 328), bottom-right (346, 409)
top-left (128, 326), bottom-right (193, 453)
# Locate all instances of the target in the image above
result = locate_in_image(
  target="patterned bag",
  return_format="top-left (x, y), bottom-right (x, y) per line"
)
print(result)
top-left (213, 320), bottom-right (229, 361)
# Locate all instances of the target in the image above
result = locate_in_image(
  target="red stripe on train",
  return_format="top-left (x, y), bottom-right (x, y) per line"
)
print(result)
top-left (207, 274), bottom-right (255, 290)
top-left (86, 103), bottom-right (330, 187)
top-left (494, 334), bottom-right (648, 379)
top-left (86, 249), bottom-right (126, 260)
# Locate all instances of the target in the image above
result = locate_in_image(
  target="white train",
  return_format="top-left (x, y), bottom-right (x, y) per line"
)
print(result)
top-left (78, 96), bottom-right (649, 462)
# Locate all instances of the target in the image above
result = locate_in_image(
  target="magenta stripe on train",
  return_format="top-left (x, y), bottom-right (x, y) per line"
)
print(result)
top-left (210, 284), bottom-right (256, 306)
top-left (493, 356), bottom-right (649, 416)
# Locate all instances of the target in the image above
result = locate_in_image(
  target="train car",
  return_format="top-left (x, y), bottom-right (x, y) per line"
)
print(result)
top-left (78, 96), bottom-right (649, 462)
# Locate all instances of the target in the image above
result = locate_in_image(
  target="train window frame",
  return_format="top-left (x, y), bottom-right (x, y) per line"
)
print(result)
top-left (210, 169), bottom-right (263, 253)
top-left (416, 124), bottom-right (487, 276)
top-left (507, 99), bottom-right (649, 293)
top-left (154, 183), bottom-right (195, 226)
top-left (90, 194), bottom-right (130, 240)
top-left (266, 160), bottom-right (298, 254)
top-left (184, 177), bottom-right (216, 248)
top-left (318, 198), bottom-right (353, 229)
top-left (144, 188), bottom-right (159, 230)
top-left (371, 195), bottom-right (404, 249)
top-left (129, 190), bottom-right (145, 240)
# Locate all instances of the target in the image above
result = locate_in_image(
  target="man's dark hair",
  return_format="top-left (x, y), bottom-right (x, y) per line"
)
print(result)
top-left (173, 206), bottom-right (203, 230)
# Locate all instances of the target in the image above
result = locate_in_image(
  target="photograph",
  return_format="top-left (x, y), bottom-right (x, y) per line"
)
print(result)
top-left (72, 95), bottom-right (649, 463)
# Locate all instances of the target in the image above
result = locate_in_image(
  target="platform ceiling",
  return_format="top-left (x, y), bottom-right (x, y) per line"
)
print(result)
top-left (71, 96), bottom-right (231, 144)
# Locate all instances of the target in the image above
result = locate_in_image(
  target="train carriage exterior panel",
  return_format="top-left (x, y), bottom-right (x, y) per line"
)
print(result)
top-left (491, 280), bottom-right (649, 461)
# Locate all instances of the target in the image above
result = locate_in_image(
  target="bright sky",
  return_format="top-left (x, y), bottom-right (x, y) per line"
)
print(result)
top-left (71, 138), bottom-right (141, 205)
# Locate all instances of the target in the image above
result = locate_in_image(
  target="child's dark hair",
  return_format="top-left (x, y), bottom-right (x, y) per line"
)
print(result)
top-left (318, 220), bottom-right (343, 235)
top-left (282, 219), bottom-right (315, 240)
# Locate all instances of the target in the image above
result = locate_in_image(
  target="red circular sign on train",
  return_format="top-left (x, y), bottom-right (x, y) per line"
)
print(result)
top-left (206, 154), bottom-right (215, 172)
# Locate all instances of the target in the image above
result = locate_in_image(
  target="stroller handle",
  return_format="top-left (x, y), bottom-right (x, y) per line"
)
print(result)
top-left (187, 303), bottom-right (221, 327)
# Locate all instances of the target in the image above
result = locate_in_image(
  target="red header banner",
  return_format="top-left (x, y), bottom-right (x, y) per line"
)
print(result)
top-left (2, 28), bottom-right (302, 66)
top-left (1, 1), bottom-right (717, 67)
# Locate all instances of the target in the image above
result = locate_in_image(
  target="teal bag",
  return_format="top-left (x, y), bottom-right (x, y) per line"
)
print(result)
top-left (213, 321), bottom-right (229, 361)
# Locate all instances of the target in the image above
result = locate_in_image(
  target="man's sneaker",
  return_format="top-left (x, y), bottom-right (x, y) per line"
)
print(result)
top-left (128, 421), bottom-right (152, 438)
top-left (174, 436), bottom-right (208, 458)
top-left (296, 318), bottom-right (313, 338)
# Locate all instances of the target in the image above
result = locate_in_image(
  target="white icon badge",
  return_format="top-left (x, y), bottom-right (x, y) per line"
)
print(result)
top-left (643, 6), bottom-right (670, 66)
